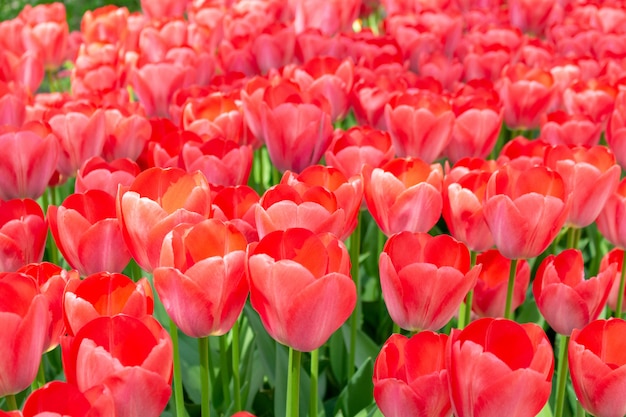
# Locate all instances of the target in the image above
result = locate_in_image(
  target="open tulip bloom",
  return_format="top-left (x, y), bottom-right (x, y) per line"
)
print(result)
top-left (6, 0), bottom-right (626, 416)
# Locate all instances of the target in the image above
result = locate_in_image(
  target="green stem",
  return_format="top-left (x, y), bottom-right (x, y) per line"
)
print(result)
top-left (348, 212), bottom-right (362, 380)
top-left (458, 251), bottom-right (477, 329)
top-left (169, 320), bottom-right (187, 417)
top-left (5, 394), bottom-right (17, 410)
top-left (231, 321), bottom-right (242, 412)
top-left (566, 227), bottom-right (581, 250)
top-left (554, 335), bottom-right (571, 417)
top-left (219, 335), bottom-right (231, 408)
top-left (31, 358), bottom-right (46, 390)
top-left (199, 337), bottom-right (210, 417)
top-left (286, 348), bottom-right (302, 417)
top-left (309, 349), bottom-right (319, 417)
top-left (576, 403), bottom-right (586, 417)
top-left (504, 258), bottom-right (519, 320)
top-left (615, 249), bottom-right (626, 319)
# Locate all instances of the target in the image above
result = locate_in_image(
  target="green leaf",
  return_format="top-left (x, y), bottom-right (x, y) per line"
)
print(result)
top-left (329, 330), bottom-right (348, 386)
top-left (537, 402), bottom-right (554, 417)
top-left (244, 304), bottom-right (277, 383)
top-left (334, 358), bottom-right (375, 417)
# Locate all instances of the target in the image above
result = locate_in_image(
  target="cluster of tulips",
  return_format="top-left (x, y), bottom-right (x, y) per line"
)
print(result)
top-left (3, 0), bottom-right (626, 416)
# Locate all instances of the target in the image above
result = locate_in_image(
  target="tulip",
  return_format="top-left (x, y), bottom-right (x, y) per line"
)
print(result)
top-left (291, 0), bottom-right (361, 36)
top-left (600, 248), bottom-right (626, 316)
top-left (539, 111), bottom-right (602, 147)
top-left (63, 271), bottom-right (154, 336)
top-left (379, 231), bottom-right (480, 331)
top-left (373, 332), bottom-right (451, 417)
top-left (0, 121), bottom-right (59, 200)
top-left (256, 165), bottom-right (362, 240)
top-left (19, 3), bottom-right (69, 70)
top-left (471, 250), bottom-right (530, 319)
top-left (482, 164), bottom-right (569, 259)
top-left (384, 91), bottom-right (455, 163)
top-left (49, 189), bottom-right (132, 276)
top-left (180, 138), bottom-right (253, 187)
top-left (0, 272), bottom-right (49, 397)
top-left (101, 107), bottom-right (151, 162)
top-left (154, 219), bottom-right (249, 338)
top-left (61, 315), bottom-right (172, 417)
top-left (212, 185), bottom-right (260, 244)
top-left (569, 319), bottom-right (626, 417)
top-left (116, 167), bottom-right (212, 272)
top-left (363, 158), bottom-right (443, 237)
top-left (324, 126), bottom-right (395, 181)
top-left (75, 156), bottom-right (140, 197)
top-left (447, 318), bottom-right (554, 417)
top-left (534, 249), bottom-right (615, 335)
top-left (248, 228), bottom-right (356, 352)
top-left (597, 178), bottom-right (626, 250)
top-left (0, 198), bottom-right (47, 272)
top-left (18, 262), bottom-right (79, 352)
top-left (545, 144), bottom-right (620, 229)
top-left (21, 381), bottom-right (114, 417)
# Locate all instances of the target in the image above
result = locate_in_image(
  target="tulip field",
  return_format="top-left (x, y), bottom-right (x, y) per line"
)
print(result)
top-left (3, 0), bottom-right (626, 416)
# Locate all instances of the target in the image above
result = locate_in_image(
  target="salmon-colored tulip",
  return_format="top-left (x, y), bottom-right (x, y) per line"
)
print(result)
top-left (75, 157), bottom-right (140, 197)
top-left (180, 138), bottom-right (253, 187)
top-left (534, 249), bottom-right (614, 335)
top-left (472, 249), bottom-right (530, 319)
top-left (447, 318), bottom-right (554, 417)
top-left (212, 185), bottom-right (260, 244)
top-left (363, 158), bottom-right (443, 237)
top-left (0, 121), bottom-right (59, 200)
top-left (154, 219), bottom-right (248, 338)
top-left (384, 91), bottom-right (455, 163)
top-left (0, 272), bottom-right (49, 397)
top-left (63, 271), bottom-right (154, 337)
top-left (482, 164), bottom-right (569, 259)
top-left (569, 319), bottom-right (626, 417)
top-left (22, 381), bottom-right (114, 417)
top-left (248, 228), bottom-right (355, 352)
top-left (545, 144), bottom-right (620, 228)
top-left (373, 332), bottom-right (451, 417)
top-left (116, 167), bottom-right (212, 272)
top-left (18, 262), bottom-right (79, 352)
top-left (49, 189), bottom-right (132, 276)
top-left (0, 198), bottom-right (47, 272)
top-left (61, 315), bottom-right (172, 417)
top-left (596, 178), bottom-right (626, 250)
top-left (380, 231), bottom-right (480, 331)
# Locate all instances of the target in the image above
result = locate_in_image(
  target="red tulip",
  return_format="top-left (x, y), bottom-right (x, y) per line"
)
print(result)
top-left (212, 185), bottom-right (260, 244)
top-left (597, 178), bottom-right (626, 250)
top-left (569, 319), bottom-right (626, 417)
top-left (442, 167), bottom-right (494, 253)
top-left (154, 219), bottom-right (248, 337)
top-left (447, 318), bottom-right (554, 417)
top-left (116, 167), bottom-right (212, 272)
top-left (497, 63), bottom-right (555, 130)
top-left (19, 3), bottom-right (69, 69)
top-left (472, 249), bottom-right (530, 319)
top-left (256, 165), bottom-right (362, 240)
top-left (562, 78), bottom-right (617, 125)
top-left (544, 144), bottom-right (620, 228)
top-left (21, 381), bottom-right (114, 417)
top-left (379, 231), bottom-right (479, 331)
top-left (180, 138), bottom-right (253, 187)
top-left (75, 157), bottom-right (140, 197)
top-left (324, 126), bottom-right (395, 180)
top-left (141, 0), bottom-right (188, 19)
top-left (101, 107), bottom-right (151, 162)
top-left (600, 248), bottom-right (626, 315)
top-left (80, 5), bottom-right (129, 45)
top-left (61, 315), bottom-right (172, 417)
top-left (244, 79), bottom-right (333, 173)
top-left (63, 271), bottom-right (154, 337)
top-left (539, 111), bottom-right (602, 147)
top-left (18, 262), bottom-right (79, 352)
top-left (373, 332), bottom-right (451, 417)
top-left (384, 91), bottom-right (455, 163)
top-left (363, 158), bottom-right (443, 237)
top-left (0, 122), bottom-right (59, 200)
top-left (0, 272), bottom-right (49, 397)
top-left (606, 90), bottom-right (626, 169)
top-left (534, 249), bottom-right (614, 335)
top-left (248, 228), bottom-right (356, 351)
top-left (0, 198), bottom-right (47, 272)
top-left (482, 164), bottom-right (569, 259)
top-left (47, 107), bottom-right (106, 179)
top-left (49, 189), bottom-right (131, 276)
top-left (447, 80), bottom-right (503, 163)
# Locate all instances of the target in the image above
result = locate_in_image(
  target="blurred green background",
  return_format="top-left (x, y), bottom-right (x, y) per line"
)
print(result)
top-left (0, 0), bottom-right (141, 29)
